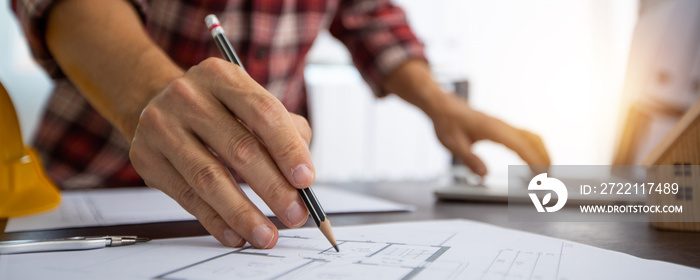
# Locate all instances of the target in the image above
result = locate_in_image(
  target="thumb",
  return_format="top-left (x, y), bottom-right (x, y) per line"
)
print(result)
top-left (460, 150), bottom-right (487, 177)
top-left (449, 133), bottom-right (487, 177)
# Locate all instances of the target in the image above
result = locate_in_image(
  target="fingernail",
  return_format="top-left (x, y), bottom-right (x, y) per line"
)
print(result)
top-left (291, 164), bottom-right (314, 187)
top-left (224, 229), bottom-right (243, 247)
top-left (253, 225), bottom-right (274, 248)
top-left (286, 200), bottom-right (308, 227)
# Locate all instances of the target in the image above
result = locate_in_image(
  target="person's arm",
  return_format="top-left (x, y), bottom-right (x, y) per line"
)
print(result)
top-left (329, 0), bottom-right (549, 176)
top-left (44, 0), bottom-right (313, 248)
top-left (383, 60), bottom-right (551, 176)
top-left (46, 0), bottom-right (179, 139)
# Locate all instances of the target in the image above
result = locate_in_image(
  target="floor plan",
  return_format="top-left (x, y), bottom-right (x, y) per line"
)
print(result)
top-left (157, 235), bottom-right (452, 279)
top-left (2, 220), bottom-right (698, 280)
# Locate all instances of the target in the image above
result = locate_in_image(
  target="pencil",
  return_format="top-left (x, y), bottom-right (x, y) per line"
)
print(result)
top-left (204, 14), bottom-right (339, 252)
top-left (297, 187), bottom-right (339, 252)
top-left (205, 15), bottom-right (245, 71)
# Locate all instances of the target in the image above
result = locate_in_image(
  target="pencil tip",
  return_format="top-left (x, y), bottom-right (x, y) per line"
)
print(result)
top-left (333, 245), bottom-right (339, 252)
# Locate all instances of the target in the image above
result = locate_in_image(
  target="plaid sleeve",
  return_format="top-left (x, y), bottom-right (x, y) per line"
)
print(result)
top-left (11, 0), bottom-right (151, 78)
top-left (329, 0), bottom-right (426, 97)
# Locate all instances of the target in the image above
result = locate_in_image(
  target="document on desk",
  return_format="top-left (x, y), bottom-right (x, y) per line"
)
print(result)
top-left (1, 219), bottom-right (697, 280)
top-left (5, 185), bottom-right (414, 232)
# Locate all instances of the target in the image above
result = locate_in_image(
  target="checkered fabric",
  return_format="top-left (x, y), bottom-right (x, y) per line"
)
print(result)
top-left (12, 0), bottom-right (425, 189)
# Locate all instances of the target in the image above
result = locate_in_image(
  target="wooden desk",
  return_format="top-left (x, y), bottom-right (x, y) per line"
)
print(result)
top-left (2, 181), bottom-right (699, 269)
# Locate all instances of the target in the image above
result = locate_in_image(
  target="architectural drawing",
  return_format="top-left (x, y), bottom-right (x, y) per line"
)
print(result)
top-left (480, 246), bottom-right (568, 280)
top-left (2, 220), bottom-right (698, 280)
top-left (157, 234), bottom-right (454, 280)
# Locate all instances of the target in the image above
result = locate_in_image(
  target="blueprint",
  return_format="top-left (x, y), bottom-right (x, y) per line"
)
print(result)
top-left (5, 185), bottom-right (413, 232)
top-left (1, 220), bottom-right (698, 279)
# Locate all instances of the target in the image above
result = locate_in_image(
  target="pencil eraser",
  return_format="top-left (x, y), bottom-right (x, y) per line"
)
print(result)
top-left (205, 14), bottom-right (220, 29)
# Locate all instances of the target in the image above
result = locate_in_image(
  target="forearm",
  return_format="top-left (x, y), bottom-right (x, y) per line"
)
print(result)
top-left (43, 0), bottom-right (321, 250)
top-left (46, 0), bottom-right (183, 141)
top-left (382, 59), bottom-right (449, 118)
top-left (384, 59), bottom-right (551, 175)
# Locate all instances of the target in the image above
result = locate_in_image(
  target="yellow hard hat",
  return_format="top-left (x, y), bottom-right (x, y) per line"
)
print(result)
top-left (0, 80), bottom-right (60, 218)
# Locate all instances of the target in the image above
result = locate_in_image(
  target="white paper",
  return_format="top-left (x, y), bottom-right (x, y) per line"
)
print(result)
top-left (5, 185), bottom-right (414, 232)
top-left (1, 219), bottom-right (697, 280)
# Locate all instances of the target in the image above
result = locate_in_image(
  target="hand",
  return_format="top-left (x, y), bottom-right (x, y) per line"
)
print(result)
top-left (430, 94), bottom-right (550, 176)
top-left (44, 0), bottom-right (311, 249)
top-left (129, 58), bottom-right (314, 249)
top-left (380, 60), bottom-right (549, 176)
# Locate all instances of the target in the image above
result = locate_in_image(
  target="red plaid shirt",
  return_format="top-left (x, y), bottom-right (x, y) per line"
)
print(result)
top-left (12, 0), bottom-right (425, 189)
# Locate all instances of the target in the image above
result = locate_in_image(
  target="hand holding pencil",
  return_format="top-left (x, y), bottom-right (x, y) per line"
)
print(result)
top-left (128, 17), bottom-right (317, 250)
top-left (205, 14), bottom-right (338, 251)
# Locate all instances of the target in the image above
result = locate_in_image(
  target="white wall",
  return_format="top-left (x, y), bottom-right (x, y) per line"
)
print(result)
top-left (444, 0), bottom-right (638, 167)
top-left (307, 0), bottom-right (639, 184)
top-left (305, 64), bottom-right (451, 183)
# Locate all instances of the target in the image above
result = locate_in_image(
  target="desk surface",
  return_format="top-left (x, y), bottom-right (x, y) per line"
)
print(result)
top-left (2, 181), bottom-right (699, 269)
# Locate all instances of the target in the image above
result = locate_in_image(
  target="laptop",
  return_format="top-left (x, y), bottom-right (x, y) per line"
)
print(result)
top-left (434, 166), bottom-right (647, 205)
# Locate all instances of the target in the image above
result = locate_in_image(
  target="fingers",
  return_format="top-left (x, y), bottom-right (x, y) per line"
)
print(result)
top-left (433, 97), bottom-right (550, 176)
top-left (179, 90), bottom-right (309, 228)
top-left (518, 129), bottom-right (550, 165)
top-left (132, 80), bottom-right (289, 249)
top-left (161, 129), bottom-right (279, 249)
top-left (130, 142), bottom-right (245, 247)
top-left (162, 65), bottom-right (309, 228)
top-left (194, 58), bottom-right (315, 189)
top-left (129, 58), bottom-right (315, 249)
top-left (486, 119), bottom-right (551, 171)
top-left (516, 129), bottom-right (551, 174)
top-left (289, 113), bottom-right (312, 146)
top-left (442, 131), bottom-right (487, 177)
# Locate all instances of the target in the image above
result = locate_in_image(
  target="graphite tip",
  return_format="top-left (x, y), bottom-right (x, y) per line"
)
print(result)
top-left (333, 245), bottom-right (339, 252)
